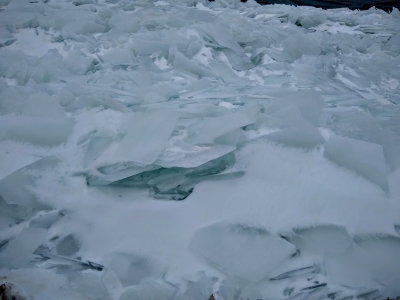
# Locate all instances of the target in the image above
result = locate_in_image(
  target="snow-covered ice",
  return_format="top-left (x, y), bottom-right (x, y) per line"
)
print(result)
top-left (0, 0), bottom-right (399, 299)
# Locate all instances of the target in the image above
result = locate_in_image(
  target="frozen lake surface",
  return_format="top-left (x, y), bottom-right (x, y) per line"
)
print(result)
top-left (0, 0), bottom-right (400, 299)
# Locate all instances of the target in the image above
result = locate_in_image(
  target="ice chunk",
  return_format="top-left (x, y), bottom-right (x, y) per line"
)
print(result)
top-left (175, 273), bottom-right (217, 300)
top-left (324, 135), bottom-right (388, 191)
top-left (258, 91), bottom-right (324, 133)
top-left (104, 253), bottom-right (165, 287)
top-left (87, 162), bottom-right (158, 186)
top-left (355, 235), bottom-right (400, 298)
top-left (280, 91), bottom-right (323, 126)
top-left (0, 115), bottom-right (74, 146)
top-left (260, 104), bottom-right (309, 129)
top-left (325, 246), bottom-right (377, 288)
top-left (56, 234), bottom-right (81, 256)
top-left (101, 47), bottom-right (135, 66)
top-left (108, 11), bottom-right (141, 33)
top-left (209, 60), bottom-right (238, 81)
top-left (29, 50), bottom-right (67, 83)
top-left (69, 273), bottom-right (112, 300)
top-left (215, 130), bottom-right (247, 147)
top-left (95, 110), bottom-right (178, 166)
top-left (223, 48), bottom-right (255, 71)
top-left (0, 195), bottom-right (34, 228)
top-left (190, 222), bottom-right (296, 281)
top-left (0, 87), bottom-right (65, 117)
top-left (195, 23), bottom-right (254, 70)
top-left (0, 156), bottom-right (59, 207)
top-left (328, 110), bottom-right (400, 170)
top-left (288, 225), bottom-right (353, 256)
top-left (195, 23), bottom-right (243, 54)
top-left (189, 106), bottom-right (257, 144)
top-left (266, 125), bottom-right (324, 148)
top-left (0, 228), bottom-right (47, 268)
top-left (119, 279), bottom-right (176, 300)
top-left (172, 51), bottom-right (214, 78)
top-left (56, 10), bottom-right (107, 35)
top-left (186, 38), bottom-right (203, 58)
top-left (272, 33), bottom-right (321, 62)
top-left (82, 135), bottom-right (113, 167)
top-left (157, 143), bottom-right (236, 168)
top-left (328, 111), bottom-right (382, 143)
top-left (265, 90), bottom-right (324, 127)
top-left (88, 151), bottom-right (239, 200)
top-left (34, 245), bottom-right (104, 272)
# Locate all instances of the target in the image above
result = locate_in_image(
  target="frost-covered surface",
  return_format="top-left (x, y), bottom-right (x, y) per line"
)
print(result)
top-left (0, 0), bottom-right (400, 299)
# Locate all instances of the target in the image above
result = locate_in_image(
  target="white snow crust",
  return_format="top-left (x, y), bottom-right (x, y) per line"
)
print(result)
top-left (0, 0), bottom-right (400, 299)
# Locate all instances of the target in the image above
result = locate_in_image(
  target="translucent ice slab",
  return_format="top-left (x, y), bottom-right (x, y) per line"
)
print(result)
top-left (324, 135), bottom-right (388, 191)
top-left (190, 222), bottom-right (296, 282)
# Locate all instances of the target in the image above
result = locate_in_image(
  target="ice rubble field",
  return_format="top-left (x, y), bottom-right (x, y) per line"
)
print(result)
top-left (0, 0), bottom-right (400, 299)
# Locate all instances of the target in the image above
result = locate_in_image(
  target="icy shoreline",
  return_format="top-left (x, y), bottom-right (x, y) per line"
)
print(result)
top-left (0, 0), bottom-right (400, 299)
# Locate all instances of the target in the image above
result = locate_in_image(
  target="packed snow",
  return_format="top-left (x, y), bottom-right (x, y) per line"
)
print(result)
top-left (0, 0), bottom-right (400, 299)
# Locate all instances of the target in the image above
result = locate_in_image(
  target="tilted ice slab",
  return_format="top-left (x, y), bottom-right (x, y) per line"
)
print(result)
top-left (190, 222), bottom-right (297, 282)
top-left (324, 135), bottom-right (389, 191)
top-left (95, 110), bottom-right (179, 167)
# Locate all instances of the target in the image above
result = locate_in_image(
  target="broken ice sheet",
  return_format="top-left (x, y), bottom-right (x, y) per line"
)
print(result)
top-left (88, 151), bottom-right (239, 200)
top-left (0, 156), bottom-right (59, 228)
top-left (258, 104), bottom-right (310, 130)
top-left (156, 141), bottom-right (236, 168)
top-left (287, 224), bottom-right (353, 256)
top-left (354, 235), bottom-right (400, 298)
top-left (94, 110), bottom-right (178, 167)
top-left (0, 195), bottom-right (34, 228)
top-left (171, 50), bottom-right (214, 78)
top-left (262, 90), bottom-right (324, 128)
top-left (0, 115), bottom-right (74, 146)
top-left (0, 228), bottom-right (47, 269)
top-left (0, 86), bottom-right (65, 117)
top-left (104, 252), bottom-right (166, 288)
top-left (194, 23), bottom-right (254, 71)
top-left (188, 105), bottom-right (258, 145)
top-left (81, 135), bottom-right (114, 168)
top-left (324, 135), bottom-right (389, 192)
top-left (68, 272), bottom-right (112, 300)
top-left (328, 110), bottom-right (400, 170)
top-left (34, 244), bottom-right (104, 273)
top-left (0, 156), bottom-right (59, 208)
top-left (324, 245), bottom-right (378, 290)
top-left (190, 222), bottom-right (296, 282)
top-left (55, 234), bottom-right (81, 257)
